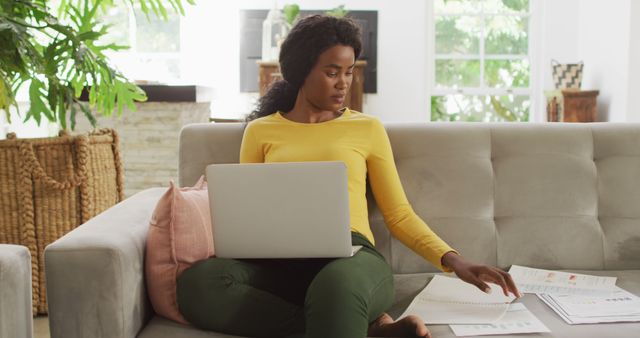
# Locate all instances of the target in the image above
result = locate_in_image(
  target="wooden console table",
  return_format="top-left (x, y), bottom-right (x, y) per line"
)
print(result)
top-left (257, 60), bottom-right (367, 112)
top-left (545, 89), bottom-right (599, 122)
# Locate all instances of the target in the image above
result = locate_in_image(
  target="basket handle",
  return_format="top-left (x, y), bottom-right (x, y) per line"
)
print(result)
top-left (17, 134), bottom-right (90, 190)
top-left (551, 59), bottom-right (584, 66)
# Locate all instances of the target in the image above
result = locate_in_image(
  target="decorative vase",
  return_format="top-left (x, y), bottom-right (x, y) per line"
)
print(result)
top-left (262, 3), bottom-right (289, 61)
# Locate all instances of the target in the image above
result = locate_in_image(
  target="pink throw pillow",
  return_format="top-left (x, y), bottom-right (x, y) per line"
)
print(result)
top-left (145, 176), bottom-right (214, 324)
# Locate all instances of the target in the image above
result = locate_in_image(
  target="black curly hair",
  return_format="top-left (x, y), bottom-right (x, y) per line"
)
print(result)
top-left (245, 15), bottom-right (362, 122)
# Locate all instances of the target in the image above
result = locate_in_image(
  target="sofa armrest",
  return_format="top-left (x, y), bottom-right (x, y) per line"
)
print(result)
top-left (0, 244), bottom-right (33, 338)
top-left (45, 188), bottom-right (166, 338)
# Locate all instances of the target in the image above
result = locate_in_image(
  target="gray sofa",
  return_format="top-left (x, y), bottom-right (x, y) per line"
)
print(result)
top-left (45, 122), bottom-right (640, 338)
top-left (0, 244), bottom-right (33, 338)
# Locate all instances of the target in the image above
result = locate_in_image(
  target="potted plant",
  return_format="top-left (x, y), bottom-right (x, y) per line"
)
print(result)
top-left (0, 0), bottom-right (194, 314)
top-left (283, 3), bottom-right (300, 27)
top-left (0, 0), bottom-right (194, 131)
top-left (326, 4), bottom-right (349, 18)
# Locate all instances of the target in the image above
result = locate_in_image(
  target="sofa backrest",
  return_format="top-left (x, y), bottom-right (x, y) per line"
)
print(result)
top-left (179, 122), bottom-right (640, 274)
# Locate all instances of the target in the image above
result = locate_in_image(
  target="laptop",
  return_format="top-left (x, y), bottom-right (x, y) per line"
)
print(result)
top-left (205, 161), bottom-right (362, 258)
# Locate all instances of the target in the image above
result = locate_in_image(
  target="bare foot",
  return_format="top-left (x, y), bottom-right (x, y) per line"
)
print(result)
top-left (367, 312), bottom-right (431, 337)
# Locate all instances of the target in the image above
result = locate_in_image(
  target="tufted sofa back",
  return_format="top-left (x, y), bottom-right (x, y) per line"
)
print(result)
top-left (179, 122), bottom-right (640, 274)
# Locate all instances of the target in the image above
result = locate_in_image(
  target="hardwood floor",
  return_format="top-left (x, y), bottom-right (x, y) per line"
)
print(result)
top-left (34, 316), bottom-right (50, 338)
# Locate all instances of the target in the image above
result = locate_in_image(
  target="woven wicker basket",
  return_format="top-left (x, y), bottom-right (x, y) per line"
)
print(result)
top-left (0, 128), bottom-right (125, 314)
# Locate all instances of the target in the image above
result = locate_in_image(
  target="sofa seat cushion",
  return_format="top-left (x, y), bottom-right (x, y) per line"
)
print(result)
top-left (138, 270), bottom-right (640, 338)
top-left (138, 316), bottom-right (243, 338)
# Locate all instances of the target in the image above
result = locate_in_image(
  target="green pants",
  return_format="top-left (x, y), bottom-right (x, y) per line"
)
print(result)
top-left (176, 232), bottom-right (395, 338)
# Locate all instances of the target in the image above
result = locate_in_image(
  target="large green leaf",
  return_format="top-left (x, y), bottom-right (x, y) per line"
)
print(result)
top-left (0, 75), bottom-right (15, 122)
top-left (283, 4), bottom-right (300, 26)
top-left (26, 78), bottom-right (54, 124)
top-left (2, 0), bottom-right (193, 130)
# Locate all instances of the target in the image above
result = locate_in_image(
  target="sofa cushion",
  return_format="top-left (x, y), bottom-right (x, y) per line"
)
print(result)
top-left (138, 270), bottom-right (640, 338)
top-left (178, 123), bottom-right (640, 275)
top-left (145, 176), bottom-right (214, 324)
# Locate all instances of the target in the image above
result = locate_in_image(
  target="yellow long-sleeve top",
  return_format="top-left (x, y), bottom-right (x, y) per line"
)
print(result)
top-left (240, 108), bottom-right (456, 271)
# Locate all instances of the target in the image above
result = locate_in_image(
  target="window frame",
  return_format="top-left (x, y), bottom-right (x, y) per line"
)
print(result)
top-left (102, 3), bottom-right (183, 84)
top-left (426, 0), bottom-right (543, 122)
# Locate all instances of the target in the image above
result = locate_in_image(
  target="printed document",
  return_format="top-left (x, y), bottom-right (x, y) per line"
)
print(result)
top-left (508, 265), bottom-right (617, 296)
top-left (449, 303), bottom-right (551, 336)
top-left (538, 286), bottom-right (640, 324)
top-left (400, 275), bottom-right (515, 324)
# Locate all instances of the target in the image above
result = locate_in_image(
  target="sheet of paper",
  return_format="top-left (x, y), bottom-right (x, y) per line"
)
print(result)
top-left (537, 286), bottom-right (640, 324)
top-left (551, 287), bottom-right (640, 317)
top-left (419, 274), bottom-right (516, 304)
top-left (509, 265), bottom-right (617, 296)
top-left (400, 275), bottom-right (515, 324)
top-left (449, 303), bottom-right (551, 337)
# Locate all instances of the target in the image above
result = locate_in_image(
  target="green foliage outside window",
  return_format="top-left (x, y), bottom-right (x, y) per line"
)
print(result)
top-left (432, 0), bottom-right (530, 122)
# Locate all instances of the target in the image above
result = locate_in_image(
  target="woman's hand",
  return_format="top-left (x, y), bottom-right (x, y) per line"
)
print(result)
top-left (441, 251), bottom-right (522, 298)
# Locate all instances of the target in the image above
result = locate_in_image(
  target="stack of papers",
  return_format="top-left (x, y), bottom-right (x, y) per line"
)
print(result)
top-left (538, 287), bottom-right (640, 324)
top-left (450, 303), bottom-right (550, 336)
top-left (400, 275), bottom-right (515, 324)
top-left (509, 265), bottom-right (640, 325)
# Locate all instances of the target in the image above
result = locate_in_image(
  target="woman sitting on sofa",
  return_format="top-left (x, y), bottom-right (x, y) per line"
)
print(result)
top-left (177, 14), bottom-right (521, 338)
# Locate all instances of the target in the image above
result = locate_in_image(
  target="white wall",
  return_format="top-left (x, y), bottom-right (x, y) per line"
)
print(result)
top-left (534, 0), bottom-right (581, 121)
top-left (538, 0), bottom-right (581, 90)
top-left (364, 0), bottom-right (430, 122)
top-left (535, 0), bottom-right (638, 122)
top-left (6, 0), bottom-right (638, 130)
top-left (180, 0), bottom-right (430, 121)
top-left (578, 0), bottom-right (631, 122)
top-left (627, 0), bottom-right (640, 122)
top-left (0, 104), bottom-right (58, 139)
top-left (159, 0), bottom-right (640, 122)
top-left (130, 0), bottom-right (640, 122)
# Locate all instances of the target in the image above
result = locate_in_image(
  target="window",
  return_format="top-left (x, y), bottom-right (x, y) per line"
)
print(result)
top-left (430, 0), bottom-right (532, 122)
top-left (101, 5), bottom-right (182, 84)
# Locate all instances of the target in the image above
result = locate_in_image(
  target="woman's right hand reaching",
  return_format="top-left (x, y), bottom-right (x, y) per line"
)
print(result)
top-left (442, 251), bottom-right (522, 298)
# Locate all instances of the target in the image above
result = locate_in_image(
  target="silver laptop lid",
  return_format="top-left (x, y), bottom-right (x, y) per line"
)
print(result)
top-left (206, 161), bottom-right (351, 258)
